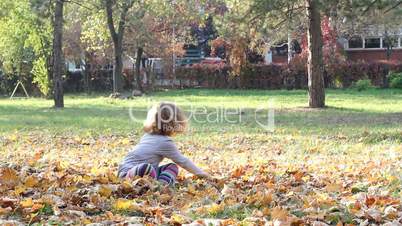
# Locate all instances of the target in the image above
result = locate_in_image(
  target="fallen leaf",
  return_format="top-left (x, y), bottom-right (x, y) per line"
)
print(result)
top-left (0, 168), bottom-right (19, 188)
top-left (0, 207), bottom-right (12, 215)
top-left (98, 185), bottom-right (112, 197)
top-left (113, 199), bottom-right (132, 211)
top-left (20, 198), bottom-right (34, 208)
top-left (325, 183), bottom-right (342, 192)
top-left (24, 176), bottom-right (39, 188)
top-left (365, 208), bottom-right (382, 222)
top-left (170, 213), bottom-right (190, 224)
top-left (207, 203), bottom-right (224, 215)
top-left (271, 207), bottom-right (288, 221)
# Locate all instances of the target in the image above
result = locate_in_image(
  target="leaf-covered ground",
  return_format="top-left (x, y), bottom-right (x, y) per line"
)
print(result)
top-left (1, 89), bottom-right (402, 225)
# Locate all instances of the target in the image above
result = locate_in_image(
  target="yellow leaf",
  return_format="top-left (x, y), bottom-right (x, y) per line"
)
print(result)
top-left (14, 185), bottom-right (26, 196)
top-left (9, 134), bottom-right (17, 142)
top-left (98, 185), bottom-right (112, 197)
top-left (82, 218), bottom-right (92, 224)
top-left (207, 203), bottom-right (224, 215)
top-left (187, 184), bottom-right (197, 195)
top-left (24, 176), bottom-right (39, 188)
top-left (113, 199), bottom-right (132, 211)
top-left (170, 213), bottom-right (189, 224)
top-left (121, 138), bottom-right (130, 145)
top-left (20, 198), bottom-right (34, 208)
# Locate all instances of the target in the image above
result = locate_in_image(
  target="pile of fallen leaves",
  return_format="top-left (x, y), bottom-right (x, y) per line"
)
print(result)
top-left (1, 133), bottom-right (402, 225)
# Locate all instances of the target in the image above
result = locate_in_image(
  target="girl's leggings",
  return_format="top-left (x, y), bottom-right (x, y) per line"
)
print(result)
top-left (125, 163), bottom-right (179, 185)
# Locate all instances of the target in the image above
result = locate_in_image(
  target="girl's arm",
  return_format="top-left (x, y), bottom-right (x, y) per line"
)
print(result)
top-left (160, 141), bottom-right (209, 177)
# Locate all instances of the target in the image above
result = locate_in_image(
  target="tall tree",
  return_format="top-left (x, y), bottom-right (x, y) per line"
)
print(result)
top-left (305, 0), bottom-right (325, 107)
top-left (105, 0), bottom-right (134, 93)
top-left (218, 0), bottom-right (402, 108)
top-left (53, 0), bottom-right (64, 108)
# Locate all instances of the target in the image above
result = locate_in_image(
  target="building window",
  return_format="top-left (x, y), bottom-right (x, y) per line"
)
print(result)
top-left (365, 37), bottom-right (381, 48)
top-left (382, 36), bottom-right (399, 48)
top-left (271, 43), bottom-right (288, 56)
top-left (348, 36), bottom-right (363, 48)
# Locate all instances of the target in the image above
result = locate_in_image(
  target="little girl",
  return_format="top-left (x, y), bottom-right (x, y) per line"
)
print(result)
top-left (118, 102), bottom-right (210, 185)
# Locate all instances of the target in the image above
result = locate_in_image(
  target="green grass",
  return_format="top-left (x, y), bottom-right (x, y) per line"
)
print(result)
top-left (0, 88), bottom-right (401, 139)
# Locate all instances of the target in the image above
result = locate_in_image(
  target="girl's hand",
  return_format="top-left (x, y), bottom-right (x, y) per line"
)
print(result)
top-left (196, 173), bottom-right (212, 180)
top-left (198, 173), bottom-right (220, 184)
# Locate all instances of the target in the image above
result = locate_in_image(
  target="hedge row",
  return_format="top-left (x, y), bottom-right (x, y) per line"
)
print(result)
top-left (2, 60), bottom-right (402, 96)
top-left (175, 60), bottom-right (402, 89)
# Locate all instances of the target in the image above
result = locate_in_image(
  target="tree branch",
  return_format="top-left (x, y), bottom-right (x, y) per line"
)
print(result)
top-left (384, 0), bottom-right (402, 13)
top-left (361, 0), bottom-right (379, 15)
top-left (64, 0), bottom-right (96, 10)
top-left (105, 0), bottom-right (118, 44)
top-left (116, 0), bottom-right (135, 43)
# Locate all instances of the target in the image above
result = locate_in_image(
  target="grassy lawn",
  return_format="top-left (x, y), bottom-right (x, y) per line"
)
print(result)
top-left (1, 88), bottom-right (401, 135)
top-left (0, 88), bottom-right (401, 225)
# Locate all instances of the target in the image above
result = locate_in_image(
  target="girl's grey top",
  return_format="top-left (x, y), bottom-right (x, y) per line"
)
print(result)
top-left (118, 133), bottom-right (206, 178)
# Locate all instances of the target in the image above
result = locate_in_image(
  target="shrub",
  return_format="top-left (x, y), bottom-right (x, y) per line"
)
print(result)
top-left (283, 55), bottom-right (308, 89)
top-left (32, 57), bottom-right (50, 96)
top-left (174, 60), bottom-right (402, 90)
top-left (354, 79), bottom-right (373, 91)
top-left (240, 64), bottom-right (284, 89)
top-left (176, 64), bottom-right (230, 88)
top-left (389, 72), bottom-right (402, 89)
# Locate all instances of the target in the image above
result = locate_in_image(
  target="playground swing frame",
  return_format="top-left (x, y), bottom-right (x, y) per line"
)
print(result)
top-left (10, 80), bottom-right (30, 99)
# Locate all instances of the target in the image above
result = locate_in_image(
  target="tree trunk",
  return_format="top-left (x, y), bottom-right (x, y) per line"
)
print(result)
top-left (287, 32), bottom-right (292, 63)
top-left (135, 47), bottom-right (144, 92)
top-left (105, 0), bottom-right (133, 94)
top-left (113, 41), bottom-right (124, 92)
top-left (306, 0), bottom-right (325, 108)
top-left (46, 55), bottom-right (53, 99)
top-left (383, 30), bottom-right (392, 88)
top-left (83, 52), bottom-right (91, 94)
top-left (147, 63), bottom-right (155, 92)
top-left (52, 0), bottom-right (64, 108)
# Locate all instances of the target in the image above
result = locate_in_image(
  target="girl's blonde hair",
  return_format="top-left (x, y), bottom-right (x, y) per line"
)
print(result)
top-left (143, 102), bottom-right (188, 136)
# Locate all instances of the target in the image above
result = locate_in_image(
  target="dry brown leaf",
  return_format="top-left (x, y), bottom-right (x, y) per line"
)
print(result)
top-left (293, 171), bottom-right (305, 182)
top-left (325, 183), bottom-right (342, 192)
top-left (158, 194), bottom-right (171, 204)
top-left (231, 166), bottom-right (245, 178)
top-left (24, 176), bottom-right (39, 188)
top-left (0, 198), bottom-right (17, 209)
top-left (0, 207), bottom-right (12, 215)
top-left (271, 207), bottom-right (288, 221)
top-left (365, 196), bottom-right (376, 207)
top-left (0, 168), bottom-right (19, 188)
